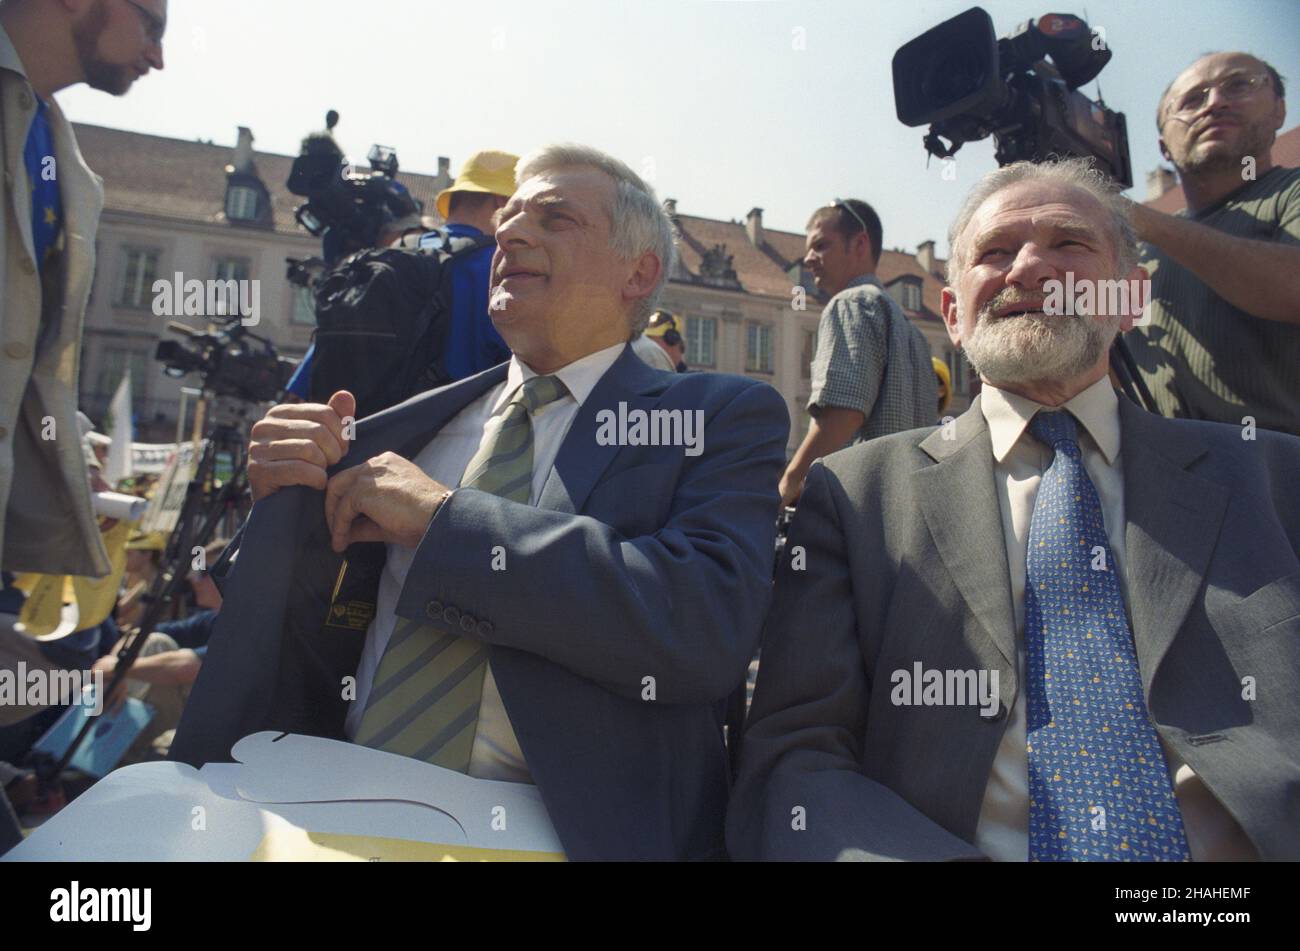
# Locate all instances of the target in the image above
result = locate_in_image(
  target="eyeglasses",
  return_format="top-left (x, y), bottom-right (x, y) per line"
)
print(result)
top-left (832, 198), bottom-right (869, 236)
top-left (121, 0), bottom-right (166, 46)
top-left (1165, 72), bottom-right (1270, 121)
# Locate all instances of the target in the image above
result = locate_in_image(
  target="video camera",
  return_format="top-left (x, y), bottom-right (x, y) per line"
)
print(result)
top-left (892, 7), bottom-right (1132, 188)
top-left (286, 110), bottom-right (421, 265)
top-left (155, 317), bottom-right (295, 404)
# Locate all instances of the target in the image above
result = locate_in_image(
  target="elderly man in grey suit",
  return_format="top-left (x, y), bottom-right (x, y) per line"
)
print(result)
top-left (728, 157), bottom-right (1300, 862)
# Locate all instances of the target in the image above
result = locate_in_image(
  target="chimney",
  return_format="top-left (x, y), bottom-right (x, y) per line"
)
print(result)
top-left (438, 156), bottom-right (450, 178)
top-left (916, 239), bottom-right (936, 276)
top-left (1146, 166), bottom-right (1177, 201)
top-left (745, 207), bottom-right (764, 247)
top-left (232, 126), bottom-right (255, 173)
top-left (663, 197), bottom-right (677, 218)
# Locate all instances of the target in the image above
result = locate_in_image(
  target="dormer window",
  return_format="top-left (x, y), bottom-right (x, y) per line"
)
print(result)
top-left (226, 185), bottom-right (260, 221)
top-left (889, 277), bottom-right (923, 312)
top-left (901, 281), bottom-right (921, 311)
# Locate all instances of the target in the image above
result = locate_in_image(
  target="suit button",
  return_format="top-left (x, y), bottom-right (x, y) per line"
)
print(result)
top-left (20, 258), bottom-right (35, 276)
top-left (4, 341), bottom-right (31, 360)
top-left (425, 600), bottom-right (444, 621)
top-left (476, 620), bottom-right (494, 638)
top-left (443, 605), bottom-right (460, 626)
top-left (0, 427), bottom-right (7, 439)
top-left (459, 613), bottom-right (477, 634)
top-left (19, 90), bottom-right (32, 110)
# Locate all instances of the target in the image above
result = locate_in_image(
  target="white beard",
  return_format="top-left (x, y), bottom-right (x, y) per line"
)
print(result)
top-left (962, 308), bottom-right (1122, 388)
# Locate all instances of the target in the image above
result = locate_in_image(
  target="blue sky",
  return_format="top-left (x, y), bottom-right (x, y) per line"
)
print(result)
top-left (59, 0), bottom-right (1299, 258)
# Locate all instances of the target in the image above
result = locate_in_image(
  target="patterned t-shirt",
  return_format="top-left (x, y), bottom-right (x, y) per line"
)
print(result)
top-left (1127, 165), bottom-right (1300, 436)
top-left (807, 273), bottom-right (937, 443)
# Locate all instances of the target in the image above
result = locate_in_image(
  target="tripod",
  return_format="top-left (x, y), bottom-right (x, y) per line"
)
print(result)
top-left (33, 406), bottom-right (252, 794)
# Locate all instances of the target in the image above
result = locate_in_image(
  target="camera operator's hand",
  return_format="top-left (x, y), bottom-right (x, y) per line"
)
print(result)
top-left (248, 390), bottom-right (356, 502)
top-left (324, 453), bottom-right (452, 553)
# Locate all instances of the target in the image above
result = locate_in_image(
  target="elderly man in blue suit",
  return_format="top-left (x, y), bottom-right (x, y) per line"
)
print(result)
top-left (170, 144), bottom-right (790, 860)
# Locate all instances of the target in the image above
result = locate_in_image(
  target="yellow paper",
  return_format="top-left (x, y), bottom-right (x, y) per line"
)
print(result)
top-left (250, 825), bottom-right (566, 862)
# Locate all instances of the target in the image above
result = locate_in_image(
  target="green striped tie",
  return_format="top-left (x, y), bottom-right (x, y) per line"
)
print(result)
top-left (355, 375), bottom-right (569, 770)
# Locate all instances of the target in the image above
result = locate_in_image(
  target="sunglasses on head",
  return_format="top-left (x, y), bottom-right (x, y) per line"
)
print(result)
top-left (832, 198), bottom-right (869, 236)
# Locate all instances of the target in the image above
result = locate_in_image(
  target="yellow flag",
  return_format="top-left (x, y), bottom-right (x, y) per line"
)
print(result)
top-left (15, 519), bottom-right (136, 635)
top-left (69, 518), bottom-right (135, 629)
top-left (15, 573), bottom-right (65, 635)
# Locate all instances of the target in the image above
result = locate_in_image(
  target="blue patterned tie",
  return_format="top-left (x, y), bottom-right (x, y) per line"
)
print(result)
top-left (1025, 410), bottom-right (1190, 862)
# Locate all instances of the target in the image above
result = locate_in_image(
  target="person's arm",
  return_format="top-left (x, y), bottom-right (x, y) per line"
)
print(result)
top-left (729, 462), bottom-right (987, 861)
top-left (394, 382), bottom-right (791, 705)
top-left (780, 408), bottom-right (865, 506)
top-left (1131, 201), bottom-right (1300, 325)
top-left (781, 297), bottom-right (883, 505)
top-left (93, 648), bottom-right (202, 687)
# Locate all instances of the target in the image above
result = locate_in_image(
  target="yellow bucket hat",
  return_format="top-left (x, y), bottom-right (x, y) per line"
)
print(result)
top-left (932, 356), bottom-right (953, 414)
top-left (436, 150), bottom-right (519, 220)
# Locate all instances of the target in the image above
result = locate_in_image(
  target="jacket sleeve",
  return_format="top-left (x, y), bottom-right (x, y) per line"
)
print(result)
top-left (393, 381), bottom-right (790, 705)
top-left (727, 461), bottom-right (987, 861)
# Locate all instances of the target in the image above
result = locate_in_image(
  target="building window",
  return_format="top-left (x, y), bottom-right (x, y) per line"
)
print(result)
top-left (226, 185), bottom-right (260, 221)
top-left (685, 315), bottom-right (716, 368)
top-left (291, 285), bottom-right (317, 326)
top-left (213, 256), bottom-right (251, 284)
top-left (97, 347), bottom-right (149, 403)
top-left (114, 247), bottom-right (160, 309)
top-left (902, 282), bottom-right (921, 311)
top-left (787, 261), bottom-right (817, 295)
top-left (745, 321), bottom-right (774, 374)
top-left (801, 329), bottom-right (817, 380)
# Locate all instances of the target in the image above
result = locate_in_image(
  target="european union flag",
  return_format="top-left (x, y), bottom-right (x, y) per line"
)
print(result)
top-left (24, 96), bottom-right (62, 274)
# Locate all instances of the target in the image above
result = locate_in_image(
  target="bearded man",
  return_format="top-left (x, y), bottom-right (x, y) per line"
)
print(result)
top-left (1127, 52), bottom-right (1300, 435)
top-left (727, 158), bottom-right (1300, 862)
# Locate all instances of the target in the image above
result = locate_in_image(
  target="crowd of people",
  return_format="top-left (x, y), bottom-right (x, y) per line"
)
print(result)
top-left (1, 0), bottom-right (1297, 862)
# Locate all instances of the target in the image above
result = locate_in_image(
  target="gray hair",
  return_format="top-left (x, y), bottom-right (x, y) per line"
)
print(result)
top-left (945, 158), bottom-right (1138, 285)
top-left (515, 143), bottom-right (676, 338)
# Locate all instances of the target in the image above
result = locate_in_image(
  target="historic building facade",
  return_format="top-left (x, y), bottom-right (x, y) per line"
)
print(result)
top-left (74, 123), bottom-right (972, 452)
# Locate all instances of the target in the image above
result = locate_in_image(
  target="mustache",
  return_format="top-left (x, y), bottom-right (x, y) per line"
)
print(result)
top-left (978, 289), bottom-right (1049, 321)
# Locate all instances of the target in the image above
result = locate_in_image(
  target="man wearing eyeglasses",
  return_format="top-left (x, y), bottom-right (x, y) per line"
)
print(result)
top-left (780, 198), bottom-right (936, 506)
top-left (0, 0), bottom-right (165, 585)
top-left (1127, 52), bottom-right (1300, 436)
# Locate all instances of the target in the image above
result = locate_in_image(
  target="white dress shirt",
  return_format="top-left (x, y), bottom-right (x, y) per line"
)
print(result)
top-left (974, 376), bottom-right (1256, 862)
top-left (343, 341), bottom-right (626, 783)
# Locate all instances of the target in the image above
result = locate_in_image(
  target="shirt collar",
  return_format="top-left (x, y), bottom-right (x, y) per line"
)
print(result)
top-left (0, 25), bottom-right (29, 80)
top-left (493, 341), bottom-right (626, 415)
top-left (442, 222), bottom-right (484, 238)
top-left (980, 374), bottom-right (1121, 464)
top-left (840, 273), bottom-right (880, 293)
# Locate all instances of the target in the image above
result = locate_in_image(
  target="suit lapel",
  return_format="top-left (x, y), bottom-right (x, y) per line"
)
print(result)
top-left (537, 345), bottom-right (664, 515)
top-left (916, 396), bottom-right (1018, 669)
top-left (1118, 399), bottom-right (1228, 693)
top-left (334, 362), bottom-right (510, 474)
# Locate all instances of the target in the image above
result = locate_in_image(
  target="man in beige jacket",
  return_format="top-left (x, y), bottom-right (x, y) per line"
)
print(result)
top-left (0, 0), bottom-right (165, 725)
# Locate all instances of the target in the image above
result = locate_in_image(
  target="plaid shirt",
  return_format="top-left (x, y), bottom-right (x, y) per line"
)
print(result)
top-left (808, 273), bottom-right (937, 443)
